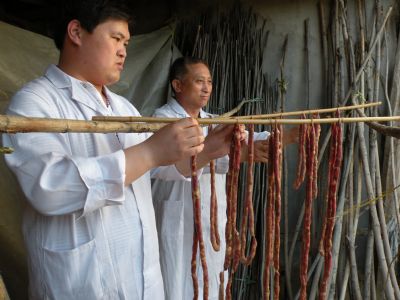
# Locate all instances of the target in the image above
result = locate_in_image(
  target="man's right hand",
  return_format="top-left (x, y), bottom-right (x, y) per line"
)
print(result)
top-left (124, 118), bottom-right (204, 184)
top-left (147, 118), bottom-right (205, 166)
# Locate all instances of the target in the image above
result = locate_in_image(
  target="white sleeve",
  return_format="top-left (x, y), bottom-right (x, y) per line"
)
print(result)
top-left (3, 133), bottom-right (127, 217)
top-left (254, 130), bottom-right (270, 141)
top-left (3, 90), bottom-right (127, 217)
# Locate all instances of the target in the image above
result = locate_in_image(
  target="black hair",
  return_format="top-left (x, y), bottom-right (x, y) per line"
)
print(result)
top-left (53, 0), bottom-right (133, 50)
top-left (169, 56), bottom-right (210, 96)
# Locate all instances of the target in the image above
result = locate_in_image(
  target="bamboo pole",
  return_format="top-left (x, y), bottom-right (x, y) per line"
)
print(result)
top-left (0, 115), bottom-right (165, 133)
top-left (235, 101), bottom-right (380, 119)
top-left (0, 147), bottom-right (13, 154)
top-left (92, 101), bottom-right (381, 122)
top-left (2, 115), bottom-right (400, 134)
top-left (347, 152), bottom-right (362, 300)
top-left (4, 113), bottom-right (400, 133)
top-left (91, 115), bottom-right (400, 125)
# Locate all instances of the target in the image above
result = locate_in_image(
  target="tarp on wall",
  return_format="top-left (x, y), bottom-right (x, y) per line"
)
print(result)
top-left (0, 20), bottom-right (180, 299)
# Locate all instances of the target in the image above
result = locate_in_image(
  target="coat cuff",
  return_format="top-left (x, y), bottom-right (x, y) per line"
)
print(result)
top-left (75, 150), bottom-right (126, 217)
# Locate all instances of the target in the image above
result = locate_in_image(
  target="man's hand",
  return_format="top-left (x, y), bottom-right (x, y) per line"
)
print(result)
top-left (202, 124), bottom-right (246, 161)
top-left (241, 139), bottom-right (269, 163)
top-left (254, 139), bottom-right (269, 163)
top-left (283, 126), bottom-right (299, 145)
top-left (174, 123), bottom-right (246, 176)
top-left (124, 118), bottom-right (204, 184)
top-left (239, 126), bottom-right (299, 165)
top-left (202, 124), bottom-right (234, 160)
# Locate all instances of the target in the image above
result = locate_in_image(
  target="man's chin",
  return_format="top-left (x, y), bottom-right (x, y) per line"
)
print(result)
top-left (106, 74), bottom-right (121, 86)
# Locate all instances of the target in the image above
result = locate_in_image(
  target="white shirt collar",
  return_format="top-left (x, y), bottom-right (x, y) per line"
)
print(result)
top-left (44, 64), bottom-right (113, 114)
top-left (167, 98), bottom-right (211, 119)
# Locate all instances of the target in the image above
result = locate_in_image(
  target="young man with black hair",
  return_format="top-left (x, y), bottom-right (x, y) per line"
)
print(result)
top-left (3, 2), bottom-right (211, 299)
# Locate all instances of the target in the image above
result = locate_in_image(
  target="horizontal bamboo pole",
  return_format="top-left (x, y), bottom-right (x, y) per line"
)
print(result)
top-left (235, 101), bottom-right (381, 119)
top-left (0, 115), bottom-right (165, 133)
top-left (1, 114), bottom-right (400, 134)
top-left (92, 102), bottom-right (381, 123)
top-left (92, 115), bottom-right (400, 126)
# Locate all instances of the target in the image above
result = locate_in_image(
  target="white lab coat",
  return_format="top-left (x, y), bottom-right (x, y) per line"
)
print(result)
top-left (3, 65), bottom-right (181, 300)
top-left (151, 99), bottom-right (268, 300)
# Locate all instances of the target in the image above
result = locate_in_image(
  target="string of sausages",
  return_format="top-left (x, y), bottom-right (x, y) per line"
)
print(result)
top-left (318, 116), bottom-right (342, 300)
top-left (209, 126), bottom-right (221, 252)
top-left (191, 117), bottom-right (345, 299)
top-left (293, 114), bottom-right (307, 189)
top-left (262, 123), bottom-right (283, 299)
top-left (296, 115), bottom-right (321, 300)
top-left (273, 124), bottom-right (283, 300)
top-left (220, 124), bottom-right (242, 300)
top-left (240, 124), bottom-right (257, 265)
top-left (191, 155), bottom-right (209, 300)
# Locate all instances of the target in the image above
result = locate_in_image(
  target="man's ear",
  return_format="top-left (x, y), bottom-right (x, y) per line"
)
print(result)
top-left (171, 79), bottom-right (182, 93)
top-left (66, 20), bottom-right (83, 46)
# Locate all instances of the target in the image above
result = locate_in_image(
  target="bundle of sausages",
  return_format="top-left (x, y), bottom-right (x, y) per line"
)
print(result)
top-left (294, 115), bottom-right (321, 300)
top-left (218, 124), bottom-right (259, 300)
top-left (222, 124), bottom-right (242, 300)
top-left (318, 117), bottom-right (342, 300)
top-left (263, 123), bottom-right (283, 300)
top-left (240, 124), bottom-right (257, 266)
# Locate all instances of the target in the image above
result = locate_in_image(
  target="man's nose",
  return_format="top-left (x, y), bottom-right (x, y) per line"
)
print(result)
top-left (117, 47), bottom-right (127, 58)
top-left (203, 82), bottom-right (211, 92)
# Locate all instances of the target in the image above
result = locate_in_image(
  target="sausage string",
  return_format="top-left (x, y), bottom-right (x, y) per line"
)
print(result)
top-left (240, 124), bottom-right (257, 265)
top-left (191, 155), bottom-right (209, 300)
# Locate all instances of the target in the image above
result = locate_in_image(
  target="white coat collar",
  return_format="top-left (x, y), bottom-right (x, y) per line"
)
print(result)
top-left (168, 98), bottom-right (211, 119)
top-left (44, 64), bottom-right (110, 115)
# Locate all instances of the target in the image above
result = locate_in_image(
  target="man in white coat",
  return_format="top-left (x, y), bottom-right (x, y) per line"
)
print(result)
top-left (151, 57), bottom-right (281, 299)
top-left (0, 2), bottom-right (230, 300)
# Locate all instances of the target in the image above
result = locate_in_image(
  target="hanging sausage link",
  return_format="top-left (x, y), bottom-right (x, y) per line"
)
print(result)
top-left (319, 117), bottom-right (343, 300)
top-left (293, 114), bottom-right (307, 189)
top-left (225, 125), bottom-right (242, 300)
top-left (219, 130), bottom-right (235, 300)
top-left (191, 156), bottom-right (209, 300)
top-left (209, 126), bottom-right (221, 252)
top-left (312, 114), bottom-right (321, 199)
top-left (240, 124), bottom-right (257, 265)
top-left (263, 129), bottom-right (276, 300)
top-left (299, 122), bottom-right (316, 300)
top-left (273, 124), bottom-right (283, 300)
top-left (224, 127), bottom-right (237, 270)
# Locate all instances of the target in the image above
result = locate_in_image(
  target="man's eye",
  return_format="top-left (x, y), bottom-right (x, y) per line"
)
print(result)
top-left (113, 37), bottom-right (121, 42)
